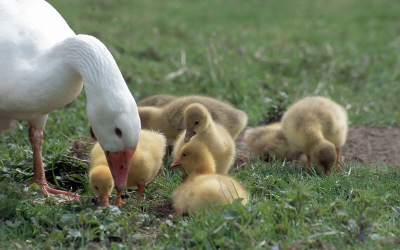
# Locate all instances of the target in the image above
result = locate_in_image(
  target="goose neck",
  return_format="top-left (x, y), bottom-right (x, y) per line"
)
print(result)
top-left (47, 35), bottom-right (127, 100)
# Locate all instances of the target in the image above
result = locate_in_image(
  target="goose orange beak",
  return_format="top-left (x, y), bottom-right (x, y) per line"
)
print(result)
top-left (170, 158), bottom-right (182, 169)
top-left (184, 129), bottom-right (196, 143)
top-left (105, 147), bottom-right (136, 192)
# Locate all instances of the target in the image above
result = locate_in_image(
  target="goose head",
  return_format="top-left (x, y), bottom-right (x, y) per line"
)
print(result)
top-left (88, 93), bottom-right (141, 192)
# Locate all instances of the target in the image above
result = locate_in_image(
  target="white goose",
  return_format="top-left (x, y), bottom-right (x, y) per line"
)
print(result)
top-left (0, 0), bottom-right (141, 199)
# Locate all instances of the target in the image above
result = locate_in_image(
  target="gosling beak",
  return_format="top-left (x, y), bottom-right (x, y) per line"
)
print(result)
top-left (105, 147), bottom-right (136, 192)
top-left (184, 129), bottom-right (196, 143)
top-left (170, 158), bottom-right (182, 169)
top-left (100, 194), bottom-right (109, 206)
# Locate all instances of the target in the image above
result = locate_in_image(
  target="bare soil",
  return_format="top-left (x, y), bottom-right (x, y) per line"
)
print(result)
top-left (151, 200), bottom-right (175, 218)
top-left (234, 126), bottom-right (400, 169)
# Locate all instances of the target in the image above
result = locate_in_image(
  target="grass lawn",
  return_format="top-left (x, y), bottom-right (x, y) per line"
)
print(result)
top-left (1, 0), bottom-right (400, 248)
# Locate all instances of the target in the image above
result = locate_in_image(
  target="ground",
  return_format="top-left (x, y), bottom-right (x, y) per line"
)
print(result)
top-left (342, 126), bottom-right (400, 167)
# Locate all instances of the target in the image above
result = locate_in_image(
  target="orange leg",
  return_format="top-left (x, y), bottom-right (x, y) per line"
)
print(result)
top-left (305, 154), bottom-right (311, 173)
top-left (172, 209), bottom-right (183, 216)
top-left (114, 191), bottom-right (126, 206)
top-left (336, 148), bottom-right (341, 172)
top-left (26, 126), bottom-right (79, 201)
top-left (171, 209), bottom-right (188, 217)
top-left (114, 183), bottom-right (146, 206)
top-left (137, 183), bottom-right (145, 201)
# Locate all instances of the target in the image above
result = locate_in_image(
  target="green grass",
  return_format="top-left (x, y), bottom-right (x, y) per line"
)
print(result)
top-left (1, 0), bottom-right (400, 248)
top-left (1, 160), bottom-right (399, 249)
top-left (47, 0), bottom-right (400, 127)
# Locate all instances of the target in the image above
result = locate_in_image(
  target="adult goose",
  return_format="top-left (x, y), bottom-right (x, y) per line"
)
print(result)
top-left (0, 0), bottom-right (141, 199)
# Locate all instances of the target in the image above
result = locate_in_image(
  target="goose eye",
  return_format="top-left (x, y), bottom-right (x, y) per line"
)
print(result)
top-left (194, 121), bottom-right (199, 125)
top-left (115, 128), bottom-right (122, 138)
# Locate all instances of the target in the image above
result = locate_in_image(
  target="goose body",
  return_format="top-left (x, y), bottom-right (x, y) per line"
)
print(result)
top-left (172, 103), bottom-right (236, 176)
top-left (90, 129), bottom-right (166, 205)
top-left (171, 140), bottom-right (248, 215)
top-left (281, 96), bottom-right (348, 174)
top-left (138, 95), bottom-right (247, 145)
top-left (0, 0), bottom-right (141, 198)
top-left (244, 123), bottom-right (306, 162)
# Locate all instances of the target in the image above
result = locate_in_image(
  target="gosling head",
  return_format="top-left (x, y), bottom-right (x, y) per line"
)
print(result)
top-left (89, 165), bottom-right (115, 206)
top-left (311, 141), bottom-right (337, 175)
top-left (183, 104), bottom-right (211, 142)
top-left (170, 140), bottom-right (216, 174)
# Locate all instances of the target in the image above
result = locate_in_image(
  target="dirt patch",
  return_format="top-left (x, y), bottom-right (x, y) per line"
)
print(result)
top-left (234, 126), bottom-right (400, 168)
top-left (151, 200), bottom-right (175, 218)
top-left (341, 126), bottom-right (400, 167)
top-left (64, 134), bottom-right (96, 157)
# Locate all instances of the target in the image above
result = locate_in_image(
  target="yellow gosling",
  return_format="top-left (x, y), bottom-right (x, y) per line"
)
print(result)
top-left (89, 129), bottom-right (166, 206)
top-left (137, 94), bottom-right (176, 107)
top-left (171, 140), bottom-right (248, 216)
top-left (244, 122), bottom-right (306, 162)
top-left (89, 143), bottom-right (114, 206)
top-left (281, 96), bottom-right (348, 175)
top-left (138, 95), bottom-right (247, 145)
top-left (172, 103), bottom-right (235, 178)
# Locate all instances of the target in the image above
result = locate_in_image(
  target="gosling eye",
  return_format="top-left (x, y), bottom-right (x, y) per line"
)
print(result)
top-left (194, 121), bottom-right (199, 125)
top-left (115, 128), bottom-right (122, 138)
top-left (109, 185), bottom-right (112, 188)
top-left (95, 186), bottom-right (99, 190)
top-left (183, 153), bottom-right (187, 157)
